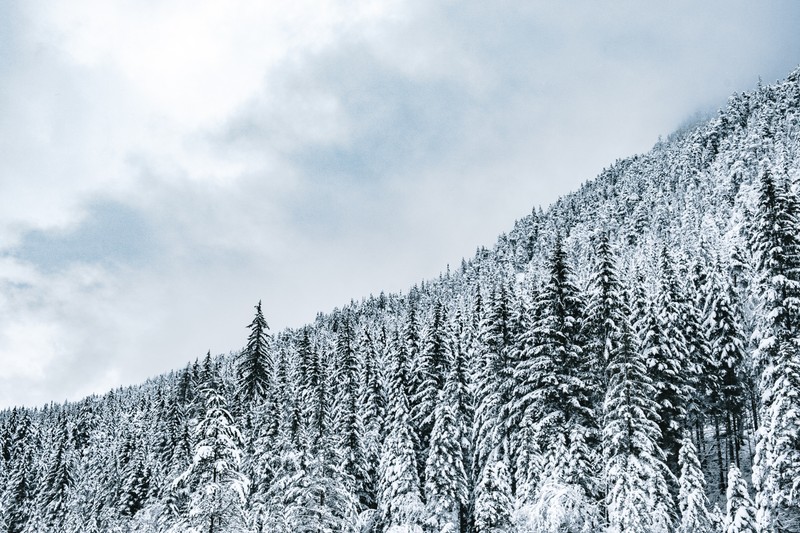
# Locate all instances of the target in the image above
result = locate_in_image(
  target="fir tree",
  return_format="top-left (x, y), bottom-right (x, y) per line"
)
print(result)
top-left (677, 435), bottom-right (714, 533)
top-left (378, 333), bottom-right (424, 531)
top-left (238, 300), bottom-right (273, 404)
top-left (513, 239), bottom-right (597, 500)
top-left (424, 365), bottom-right (468, 533)
top-left (750, 170), bottom-right (800, 532)
top-left (473, 448), bottom-right (512, 533)
top-left (173, 374), bottom-right (249, 533)
top-left (603, 278), bottom-right (673, 533)
top-left (725, 464), bottom-right (756, 533)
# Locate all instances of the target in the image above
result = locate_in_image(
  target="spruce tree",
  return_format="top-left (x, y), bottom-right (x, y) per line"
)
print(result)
top-left (603, 289), bottom-right (672, 533)
top-left (677, 435), bottom-right (714, 533)
top-left (173, 373), bottom-right (249, 533)
top-left (424, 364), bottom-right (468, 533)
top-left (750, 170), bottom-right (800, 532)
top-left (513, 239), bottom-right (597, 499)
top-left (413, 298), bottom-right (448, 468)
top-left (378, 332), bottom-right (424, 531)
top-left (725, 464), bottom-right (756, 533)
top-left (237, 300), bottom-right (273, 404)
top-left (37, 420), bottom-right (73, 532)
top-left (473, 448), bottom-right (512, 533)
top-left (642, 249), bottom-right (694, 474)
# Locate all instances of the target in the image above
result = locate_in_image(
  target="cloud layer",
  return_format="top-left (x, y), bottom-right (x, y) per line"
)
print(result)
top-left (2, 0), bottom-right (800, 407)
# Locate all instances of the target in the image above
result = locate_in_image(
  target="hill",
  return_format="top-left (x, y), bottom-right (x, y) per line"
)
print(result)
top-left (1, 68), bottom-right (799, 532)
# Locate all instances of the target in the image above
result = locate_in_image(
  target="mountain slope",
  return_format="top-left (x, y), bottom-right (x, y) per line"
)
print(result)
top-left (1, 67), bottom-right (799, 532)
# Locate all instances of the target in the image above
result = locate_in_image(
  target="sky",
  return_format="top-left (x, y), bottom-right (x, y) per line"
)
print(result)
top-left (1, 0), bottom-right (800, 408)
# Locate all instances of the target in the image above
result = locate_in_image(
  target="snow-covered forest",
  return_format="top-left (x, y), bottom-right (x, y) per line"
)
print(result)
top-left (2, 68), bottom-right (800, 533)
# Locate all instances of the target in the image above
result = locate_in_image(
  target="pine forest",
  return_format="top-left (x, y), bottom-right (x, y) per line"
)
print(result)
top-left (2, 68), bottom-right (800, 533)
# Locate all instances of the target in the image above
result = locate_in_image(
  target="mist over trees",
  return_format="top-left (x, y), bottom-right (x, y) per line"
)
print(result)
top-left (2, 68), bottom-right (800, 532)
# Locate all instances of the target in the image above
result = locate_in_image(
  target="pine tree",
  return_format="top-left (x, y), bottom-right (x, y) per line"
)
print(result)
top-left (725, 464), bottom-right (756, 533)
top-left (378, 332), bottom-right (424, 531)
top-left (173, 374), bottom-right (249, 533)
top-left (513, 239), bottom-right (598, 500)
top-left (603, 275), bottom-right (673, 533)
top-left (238, 300), bottom-right (273, 404)
top-left (424, 364), bottom-right (468, 533)
top-left (750, 170), bottom-right (800, 532)
top-left (677, 435), bottom-right (714, 533)
top-left (473, 448), bottom-right (512, 533)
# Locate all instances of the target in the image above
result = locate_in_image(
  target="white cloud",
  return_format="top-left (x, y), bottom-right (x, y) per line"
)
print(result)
top-left (1, 0), bottom-right (800, 407)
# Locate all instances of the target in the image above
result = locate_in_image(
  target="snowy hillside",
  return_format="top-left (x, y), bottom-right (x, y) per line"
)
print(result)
top-left (1, 68), bottom-right (800, 532)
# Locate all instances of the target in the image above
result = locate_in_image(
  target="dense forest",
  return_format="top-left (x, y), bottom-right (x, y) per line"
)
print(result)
top-left (2, 68), bottom-right (800, 533)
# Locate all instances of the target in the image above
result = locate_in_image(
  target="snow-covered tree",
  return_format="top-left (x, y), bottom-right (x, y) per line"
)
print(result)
top-left (725, 464), bottom-right (756, 533)
top-left (237, 300), bottom-right (273, 404)
top-left (677, 435), bottom-right (714, 533)
top-left (424, 363), bottom-right (468, 533)
top-left (603, 288), bottom-right (672, 533)
top-left (749, 169), bottom-right (800, 532)
top-left (474, 448), bottom-right (513, 533)
top-left (379, 333), bottom-right (424, 531)
top-left (173, 375), bottom-right (249, 533)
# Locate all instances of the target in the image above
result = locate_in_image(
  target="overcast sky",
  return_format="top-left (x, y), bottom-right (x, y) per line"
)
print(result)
top-left (1, 1), bottom-right (800, 408)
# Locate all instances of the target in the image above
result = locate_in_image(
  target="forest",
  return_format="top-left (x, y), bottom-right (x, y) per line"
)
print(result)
top-left (1, 69), bottom-right (800, 532)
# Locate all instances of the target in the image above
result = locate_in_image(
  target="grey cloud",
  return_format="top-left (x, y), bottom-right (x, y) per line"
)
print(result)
top-left (11, 201), bottom-right (159, 272)
top-left (3, 0), bottom-right (800, 408)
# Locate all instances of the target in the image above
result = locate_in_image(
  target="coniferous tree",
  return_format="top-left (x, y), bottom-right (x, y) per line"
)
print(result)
top-left (413, 298), bottom-right (448, 472)
top-left (473, 448), bottom-right (512, 533)
top-left (332, 318), bottom-right (368, 506)
top-left (642, 250), bottom-right (695, 474)
top-left (725, 464), bottom-right (756, 533)
top-left (238, 300), bottom-right (273, 404)
top-left (749, 170), bottom-right (800, 532)
top-left (704, 268), bottom-right (748, 477)
top-left (173, 373), bottom-right (249, 533)
top-left (513, 239), bottom-right (598, 502)
top-left (424, 360), bottom-right (468, 533)
top-left (379, 332), bottom-right (424, 531)
top-left (603, 269), bottom-right (673, 533)
top-left (677, 435), bottom-right (714, 533)
top-left (36, 420), bottom-right (73, 532)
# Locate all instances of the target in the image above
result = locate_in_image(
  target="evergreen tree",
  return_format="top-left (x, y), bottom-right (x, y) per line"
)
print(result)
top-left (677, 435), bottom-right (714, 533)
top-left (36, 420), bottom-right (73, 532)
top-left (642, 249), bottom-right (694, 473)
top-left (704, 268), bottom-right (748, 478)
top-left (424, 364), bottom-right (468, 533)
top-left (282, 452), bottom-right (359, 533)
top-left (584, 232), bottom-right (624, 391)
top-left (725, 464), bottom-right (756, 533)
top-left (750, 170), bottom-right (800, 532)
top-left (413, 298), bottom-right (448, 469)
top-left (473, 448), bottom-right (512, 533)
top-left (238, 300), bottom-right (273, 403)
top-left (603, 275), bottom-right (673, 533)
top-left (378, 333), bottom-right (424, 531)
top-left (173, 375), bottom-right (249, 533)
top-left (332, 317), bottom-right (368, 505)
top-left (513, 239), bottom-right (597, 500)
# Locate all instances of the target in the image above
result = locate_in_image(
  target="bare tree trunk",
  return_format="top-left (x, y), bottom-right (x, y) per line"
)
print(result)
top-left (714, 415), bottom-right (725, 493)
